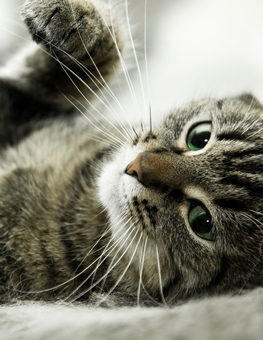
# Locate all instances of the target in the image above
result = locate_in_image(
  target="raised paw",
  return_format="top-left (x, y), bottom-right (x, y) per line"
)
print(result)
top-left (21, 0), bottom-right (118, 60)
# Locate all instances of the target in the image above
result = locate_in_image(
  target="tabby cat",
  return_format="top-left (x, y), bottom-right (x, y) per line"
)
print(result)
top-left (0, 0), bottom-right (262, 306)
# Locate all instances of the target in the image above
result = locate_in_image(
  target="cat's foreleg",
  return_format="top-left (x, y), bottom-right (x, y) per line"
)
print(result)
top-left (0, 0), bottom-right (125, 114)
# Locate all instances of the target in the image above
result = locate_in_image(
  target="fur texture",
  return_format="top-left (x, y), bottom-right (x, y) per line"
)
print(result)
top-left (0, 0), bottom-right (262, 324)
top-left (0, 0), bottom-right (263, 306)
top-left (1, 0), bottom-right (263, 339)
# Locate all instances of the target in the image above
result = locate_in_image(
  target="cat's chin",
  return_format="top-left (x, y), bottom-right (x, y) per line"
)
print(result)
top-left (97, 144), bottom-right (143, 237)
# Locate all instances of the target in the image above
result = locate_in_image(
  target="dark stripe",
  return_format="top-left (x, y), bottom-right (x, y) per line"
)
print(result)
top-left (61, 14), bottom-right (86, 44)
top-left (220, 174), bottom-right (263, 198)
top-left (223, 148), bottom-right (263, 159)
top-left (0, 242), bottom-right (6, 256)
top-left (133, 137), bottom-right (139, 146)
top-left (132, 197), bottom-right (143, 225)
top-left (217, 100), bottom-right (223, 110)
top-left (144, 204), bottom-right (158, 230)
top-left (215, 198), bottom-right (246, 212)
top-left (0, 243), bottom-right (8, 287)
top-left (76, 252), bottom-right (113, 302)
top-left (151, 147), bottom-right (169, 154)
top-left (0, 80), bottom-right (72, 148)
top-left (56, 151), bottom-right (111, 298)
top-left (58, 159), bottom-right (94, 274)
top-left (170, 146), bottom-right (188, 155)
top-left (168, 189), bottom-right (184, 201)
top-left (208, 255), bottom-right (229, 288)
top-left (143, 132), bottom-right (157, 143)
top-left (132, 196), bottom-right (139, 206)
top-left (226, 159), bottom-right (262, 175)
top-left (40, 230), bottom-right (60, 289)
top-left (60, 225), bottom-right (84, 274)
top-left (143, 146), bottom-right (187, 156)
top-left (217, 131), bottom-right (248, 141)
top-left (163, 270), bottom-right (182, 299)
top-left (46, 7), bottom-right (59, 26)
top-left (64, 149), bottom-right (111, 202)
top-left (142, 145), bottom-right (186, 155)
top-left (4, 247), bottom-right (28, 298)
top-left (58, 153), bottom-right (110, 280)
top-left (144, 180), bottom-right (171, 194)
top-left (59, 222), bottom-right (107, 300)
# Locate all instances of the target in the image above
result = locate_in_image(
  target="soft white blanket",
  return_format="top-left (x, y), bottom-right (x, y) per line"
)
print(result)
top-left (1, 289), bottom-right (262, 340)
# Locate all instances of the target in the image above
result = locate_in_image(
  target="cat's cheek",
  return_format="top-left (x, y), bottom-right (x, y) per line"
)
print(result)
top-left (97, 151), bottom-right (125, 217)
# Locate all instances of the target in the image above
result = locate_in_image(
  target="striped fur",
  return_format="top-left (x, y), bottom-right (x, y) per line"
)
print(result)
top-left (0, 0), bottom-right (263, 306)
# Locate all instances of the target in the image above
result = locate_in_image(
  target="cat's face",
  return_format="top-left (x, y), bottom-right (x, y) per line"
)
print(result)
top-left (99, 95), bottom-right (263, 302)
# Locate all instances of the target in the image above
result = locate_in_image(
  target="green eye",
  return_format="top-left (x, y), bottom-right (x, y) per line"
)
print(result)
top-left (187, 123), bottom-right (212, 151)
top-left (189, 205), bottom-right (214, 241)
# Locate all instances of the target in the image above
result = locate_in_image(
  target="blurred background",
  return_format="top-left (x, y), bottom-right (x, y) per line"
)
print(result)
top-left (1, 0), bottom-right (263, 123)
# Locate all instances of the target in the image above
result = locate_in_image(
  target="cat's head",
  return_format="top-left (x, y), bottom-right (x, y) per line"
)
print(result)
top-left (98, 94), bottom-right (263, 304)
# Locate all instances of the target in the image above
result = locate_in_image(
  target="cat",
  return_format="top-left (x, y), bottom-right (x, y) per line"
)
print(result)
top-left (0, 0), bottom-right (262, 307)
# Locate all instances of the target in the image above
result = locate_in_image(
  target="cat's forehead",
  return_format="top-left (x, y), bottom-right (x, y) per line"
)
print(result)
top-left (160, 96), bottom-right (262, 137)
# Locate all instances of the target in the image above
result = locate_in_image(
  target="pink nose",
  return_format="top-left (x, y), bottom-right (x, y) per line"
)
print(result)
top-left (125, 153), bottom-right (143, 182)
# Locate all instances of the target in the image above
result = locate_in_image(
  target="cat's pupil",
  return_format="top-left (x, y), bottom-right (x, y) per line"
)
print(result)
top-left (192, 213), bottom-right (211, 234)
top-left (187, 123), bottom-right (212, 151)
top-left (188, 205), bottom-right (213, 240)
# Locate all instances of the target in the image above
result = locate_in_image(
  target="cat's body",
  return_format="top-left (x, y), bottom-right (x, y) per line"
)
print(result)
top-left (0, 0), bottom-right (263, 307)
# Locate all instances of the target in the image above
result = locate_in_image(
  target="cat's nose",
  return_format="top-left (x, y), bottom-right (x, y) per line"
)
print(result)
top-left (125, 151), bottom-right (181, 189)
top-left (125, 152), bottom-right (143, 182)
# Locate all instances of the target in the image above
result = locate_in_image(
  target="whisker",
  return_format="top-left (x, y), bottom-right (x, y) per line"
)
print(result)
top-left (63, 217), bottom-right (137, 302)
top-left (241, 211), bottom-right (263, 229)
top-left (95, 0), bottom-right (142, 119)
top-left (137, 234), bottom-right (148, 306)
top-left (95, 230), bottom-right (143, 307)
top-left (67, 93), bottom-right (126, 146)
top-left (89, 215), bottom-right (134, 289)
top-left (54, 56), bottom-right (130, 143)
top-left (62, 9), bottom-right (133, 142)
top-left (242, 116), bottom-right (261, 136)
top-left (73, 225), bottom-right (112, 275)
top-left (79, 131), bottom-right (120, 148)
top-left (249, 210), bottom-right (263, 218)
top-left (237, 211), bottom-right (263, 292)
top-left (112, 65), bottom-right (137, 140)
top-left (2, 8), bottom-right (142, 139)
top-left (67, 222), bottom-right (139, 302)
top-left (60, 92), bottom-right (125, 146)
top-left (144, 0), bottom-right (153, 132)
top-left (16, 214), bottom-right (132, 297)
top-left (7, 27), bottom-right (133, 143)
top-left (67, 1), bottom-right (139, 141)
top-left (132, 127), bottom-right (139, 139)
top-left (139, 276), bottom-right (164, 306)
top-left (0, 28), bottom-right (131, 144)
top-left (244, 95), bottom-right (256, 119)
top-left (156, 243), bottom-right (167, 305)
top-left (99, 217), bottom-right (137, 292)
top-left (149, 104), bottom-right (152, 134)
top-left (69, 59), bottom-right (134, 141)
top-left (125, 0), bottom-right (147, 124)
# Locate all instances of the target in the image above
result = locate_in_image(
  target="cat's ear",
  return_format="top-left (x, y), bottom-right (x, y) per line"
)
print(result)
top-left (236, 93), bottom-right (263, 110)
